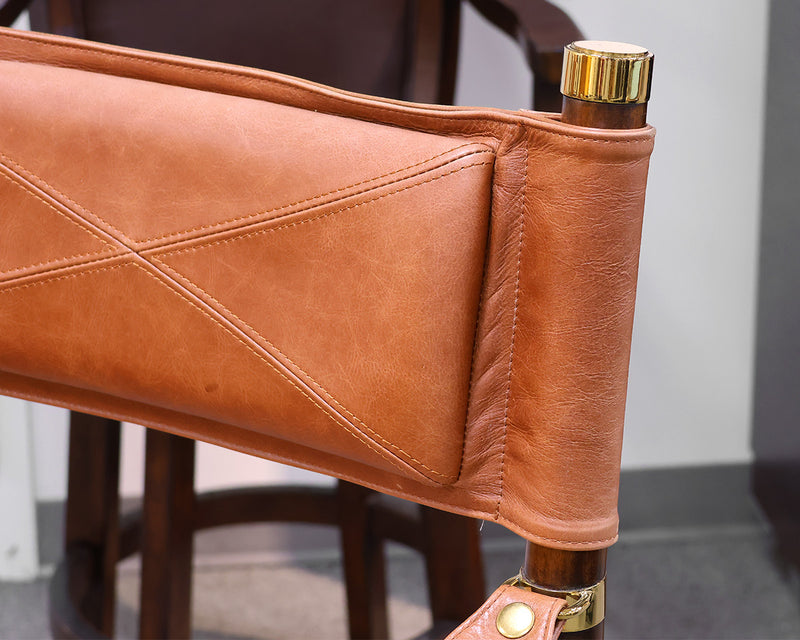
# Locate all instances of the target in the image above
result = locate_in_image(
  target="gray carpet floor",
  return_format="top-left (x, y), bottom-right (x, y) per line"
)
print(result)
top-left (1, 524), bottom-right (799, 639)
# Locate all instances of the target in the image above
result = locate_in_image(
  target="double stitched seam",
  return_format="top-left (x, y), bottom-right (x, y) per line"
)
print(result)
top-left (453, 168), bottom-right (497, 484)
top-left (149, 157), bottom-right (495, 481)
top-left (149, 255), bottom-right (460, 482)
top-left (154, 157), bottom-right (494, 259)
top-left (0, 153), bottom-right (492, 483)
top-left (0, 152), bottom-right (130, 241)
top-left (5, 360), bottom-right (629, 546)
top-left (125, 262), bottom-right (433, 478)
top-left (0, 166), bottom-right (119, 277)
top-left (494, 130), bottom-right (527, 520)
top-left (140, 143), bottom-right (482, 244)
top-left (0, 260), bottom-right (422, 477)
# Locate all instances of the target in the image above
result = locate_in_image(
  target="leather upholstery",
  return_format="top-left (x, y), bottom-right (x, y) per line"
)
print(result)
top-left (0, 27), bottom-right (654, 550)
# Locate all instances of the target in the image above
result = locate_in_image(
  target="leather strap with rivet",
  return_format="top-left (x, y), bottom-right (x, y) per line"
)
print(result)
top-left (444, 583), bottom-right (566, 640)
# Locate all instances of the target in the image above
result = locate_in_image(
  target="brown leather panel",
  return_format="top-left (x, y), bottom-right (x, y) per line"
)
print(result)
top-left (0, 258), bottom-right (456, 481)
top-left (0, 59), bottom-right (474, 247)
top-left (151, 157), bottom-right (493, 481)
top-left (445, 584), bottom-right (565, 640)
top-left (499, 128), bottom-right (652, 546)
top-left (0, 27), bottom-right (655, 549)
top-left (0, 163), bottom-right (116, 278)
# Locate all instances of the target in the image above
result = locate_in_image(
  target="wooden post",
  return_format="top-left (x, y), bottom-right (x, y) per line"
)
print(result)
top-left (138, 430), bottom-right (195, 640)
top-left (521, 40), bottom-right (653, 640)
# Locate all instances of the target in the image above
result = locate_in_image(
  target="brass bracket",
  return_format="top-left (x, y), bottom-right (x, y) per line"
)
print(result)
top-left (503, 573), bottom-right (606, 633)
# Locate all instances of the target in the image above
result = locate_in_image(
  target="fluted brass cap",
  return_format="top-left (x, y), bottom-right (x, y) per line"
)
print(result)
top-left (561, 40), bottom-right (653, 104)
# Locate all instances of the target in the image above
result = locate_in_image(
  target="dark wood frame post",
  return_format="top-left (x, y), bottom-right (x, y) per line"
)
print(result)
top-left (51, 413), bottom-right (121, 640)
top-left (138, 430), bottom-right (196, 640)
top-left (519, 42), bottom-right (651, 640)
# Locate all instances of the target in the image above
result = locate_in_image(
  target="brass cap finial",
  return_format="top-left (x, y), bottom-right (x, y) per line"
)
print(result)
top-left (561, 40), bottom-right (653, 104)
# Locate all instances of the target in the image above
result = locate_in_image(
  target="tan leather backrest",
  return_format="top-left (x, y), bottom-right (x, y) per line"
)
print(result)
top-left (0, 27), bottom-right (653, 550)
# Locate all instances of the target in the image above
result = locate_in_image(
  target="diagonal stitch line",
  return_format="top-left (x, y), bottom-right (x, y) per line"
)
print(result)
top-left (149, 255), bottom-right (457, 481)
top-left (0, 165), bottom-right (120, 277)
top-left (153, 157), bottom-right (495, 260)
top-left (148, 158), bottom-right (495, 478)
top-left (0, 151), bottom-right (131, 243)
top-left (1, 140), bottom-right (488, 250)
top-left (125, 262), bottom-right (434, 479)
top-left (0, 260), bottom-right (428, 479)
top-left (0, 152), bottom-right (493, 482)
top-left (140, 142), bottom-right (485, 245)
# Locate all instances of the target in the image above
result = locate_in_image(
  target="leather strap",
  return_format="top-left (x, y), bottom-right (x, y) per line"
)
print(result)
top-left (446, 584), bottom-right (566, 640)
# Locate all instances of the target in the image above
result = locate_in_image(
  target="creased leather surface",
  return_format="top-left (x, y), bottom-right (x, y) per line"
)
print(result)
top-left (445, 584), bottom-right (566, 640)
top-left (0, 27), bottom-right (655, 549)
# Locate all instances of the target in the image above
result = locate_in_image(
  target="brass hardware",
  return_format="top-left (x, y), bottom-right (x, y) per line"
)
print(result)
top-left (561, 40), bottom-right (653, 104)
top-left (496, 602), bottom-right (536, 639)
top-left (503, 573), bottom-right (606, 633)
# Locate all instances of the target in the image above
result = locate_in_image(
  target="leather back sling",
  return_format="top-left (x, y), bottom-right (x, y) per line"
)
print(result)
top-left (0, 26), bottom-right (654, 552)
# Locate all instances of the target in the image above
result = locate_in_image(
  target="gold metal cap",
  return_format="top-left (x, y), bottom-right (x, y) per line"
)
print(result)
top-left (561, 40), bottom-right (653, 104)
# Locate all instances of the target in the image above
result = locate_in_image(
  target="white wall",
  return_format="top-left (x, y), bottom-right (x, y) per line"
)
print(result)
top-left (24, 0), bottom-right (770, 501)
top-left (544, 1), bottom-right (769, 468)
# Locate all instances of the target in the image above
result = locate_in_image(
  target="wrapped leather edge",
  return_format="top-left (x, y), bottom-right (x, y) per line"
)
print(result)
top-left (493, 125), bottom-right (655, 547)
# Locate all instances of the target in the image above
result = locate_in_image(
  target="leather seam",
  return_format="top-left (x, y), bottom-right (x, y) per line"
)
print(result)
top-left (457, 175), bottom-right (496, 483)
top-left (153, 157), bottom-right (495, 260)
top-left (0, 151), bottom-right (132, 242)
top-left (148, 254), bottom-right (459, 482)
top-left (125, 262), bottom-right (437, 481)
top-left (139, 142), bottom-right (485, 244)
top-left (0, 158), bottom-right (494, 484)
top-left (0, 260), bottom-right (430, 481)
top-left (147, 158), bottom-right (495, 481)
top-left (0, 165), bottom-right (118, 276)
top-left (494, 132), bottom-right (527, 520)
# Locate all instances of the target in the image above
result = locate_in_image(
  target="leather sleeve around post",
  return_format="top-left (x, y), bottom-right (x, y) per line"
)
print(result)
top-left (0, 27), bottom-right (654, 550)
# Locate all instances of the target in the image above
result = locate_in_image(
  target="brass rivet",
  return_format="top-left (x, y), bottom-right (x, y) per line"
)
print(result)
top-left (496, 602), bottom-right (535, 638)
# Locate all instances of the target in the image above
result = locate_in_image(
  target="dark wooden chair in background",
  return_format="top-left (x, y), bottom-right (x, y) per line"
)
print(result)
top-left (0, 1), bottom-right (587, 638)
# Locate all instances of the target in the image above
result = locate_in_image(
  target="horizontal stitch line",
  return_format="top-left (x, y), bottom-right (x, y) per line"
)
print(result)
top-left (2, 373), bottom-right (631, 547)
top-left (157, 157), bottom-right (495, 259)
top-left (0, 261), bottom-right (130, 294)
top-left (140, 142), bottom-right (485, 244)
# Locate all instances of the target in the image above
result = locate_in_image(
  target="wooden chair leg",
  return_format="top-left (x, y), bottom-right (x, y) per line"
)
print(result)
top-left (138, 430), bottom-right (195, 640)
top-left (338, 480), bottom-right (390, 640)
top-left (53, 411), bottom-right (121, 639)
top-left (421, 507), bottom-right (486, 626)
top-left (524, 543), bottom-right (606, 639)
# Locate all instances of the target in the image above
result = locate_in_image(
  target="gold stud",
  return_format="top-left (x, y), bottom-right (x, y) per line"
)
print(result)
top-left (496, 602), bottom-right (535, 638)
